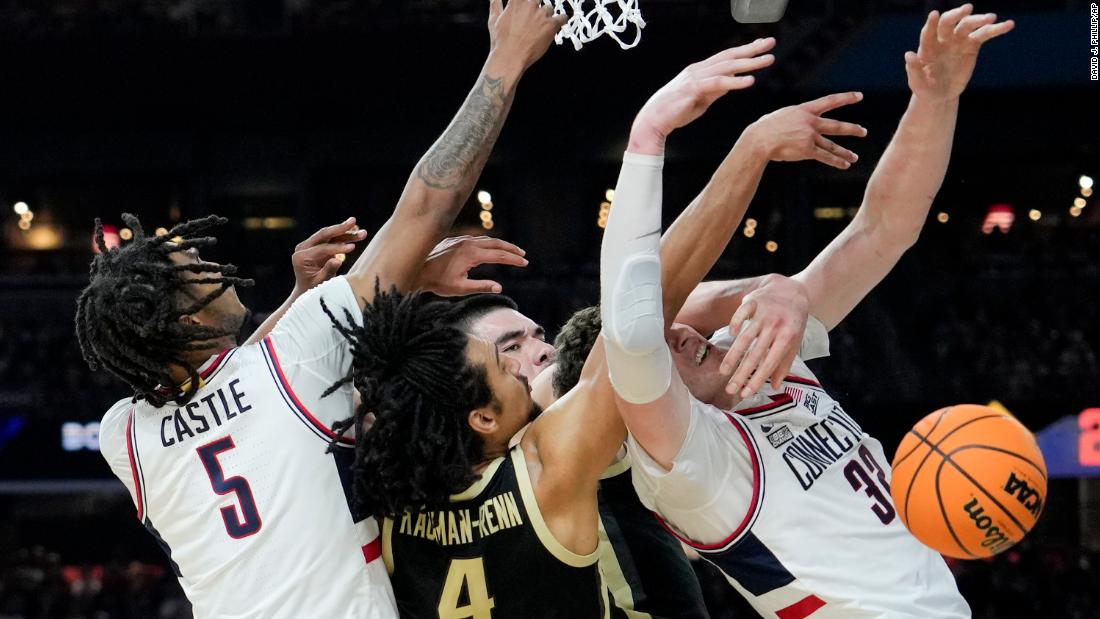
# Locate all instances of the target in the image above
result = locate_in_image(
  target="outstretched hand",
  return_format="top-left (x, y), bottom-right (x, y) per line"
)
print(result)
top-left (488, 0), bottom-right (567, 71)
top-left (906, 4), bottom-right (1014, 102)
top-left (418, 235), bottom-right (528, 296)
top-left (629, 38), bottom-right (777, 155)
top-left (718, 274), bottom-right (810, 399)
top-left (291, 218), bottom-right (369, 293)
top-left (745, 91), bottom-right (867, 170)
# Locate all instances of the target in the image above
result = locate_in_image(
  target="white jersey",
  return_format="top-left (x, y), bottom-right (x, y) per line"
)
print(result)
top-left (628, 318), bottom-right (970, 619)
top-left (99, 277), bottom-right (397, 619)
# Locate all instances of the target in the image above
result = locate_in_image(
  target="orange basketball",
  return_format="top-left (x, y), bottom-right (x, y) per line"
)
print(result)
top-left (891, 404), bottom-right (1047, 559)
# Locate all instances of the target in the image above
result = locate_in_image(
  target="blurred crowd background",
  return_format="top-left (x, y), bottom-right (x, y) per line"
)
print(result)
top-left (1, 0), bottom-right (1098, 617)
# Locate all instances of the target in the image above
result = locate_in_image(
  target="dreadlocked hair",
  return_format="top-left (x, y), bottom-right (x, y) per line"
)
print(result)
top-left (552, 305), bottom-right (602, 398)
top-left (74, 213), bottom-right (254, 408)
top-left (322, 284), bottom-right (493, 519)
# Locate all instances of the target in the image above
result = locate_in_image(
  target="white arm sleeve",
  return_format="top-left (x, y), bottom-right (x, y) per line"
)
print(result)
top-left (600, 151), bottom-right (672, 405)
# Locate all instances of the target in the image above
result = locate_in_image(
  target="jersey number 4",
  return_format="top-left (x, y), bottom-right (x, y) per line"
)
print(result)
top-left (438, 557), bottom-right (495, 619)
top-left (197, 436), bottom-right (263, 538)
top-left (843, 445), bottom-right (896, 525)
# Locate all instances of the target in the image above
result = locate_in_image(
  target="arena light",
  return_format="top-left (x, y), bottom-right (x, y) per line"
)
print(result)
top-left (1070, 206), bottom-right (1083, 217)
top-left (1083, 187), bottom-right (1094, 198)
top-left (1074, 197), bottom-right (1087, 208)
top-left (1028, 209), bottom-right (1042, 221)
top-left (479, 211), bottom-right (493, 223)
top-left (745, 218), bottom-right (758, 229)
top-left (1080, 175), bottom-right (1094, 190)
top-left (20, 211), bottom-right (34, 223)
top-left (119, 227), bottom-right (134, 241)
top-left (155, 227), bottom-right (168, 236)
top-left (743, 227), bottom-right (756, 238)
top-left (813, 207), bottom-right (845, 220)
top-left (597, 201), bottom-right (611, 229)
top-left (936, 212), bottom-right (949, 223)
top-left (17, 219), bottom-right (31, 231)
top-left (765, 240), bottom-right (778, 253)
top-left (23, 224), bottom-right (64, 250)
top-left (605, 188), bottom-right (615, 202)
top-left (482, 220), bottom-right (494, 231)
top-left (13, 201), bottom-right (29, 215)
top-left (477, 190), bottom-right (492, 205)
top-left (981, 204), bottom-right (1015, 234)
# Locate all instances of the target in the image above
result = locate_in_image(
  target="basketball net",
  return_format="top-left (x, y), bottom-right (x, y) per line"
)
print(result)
top-left (549, 0), bottom-right (645, 50)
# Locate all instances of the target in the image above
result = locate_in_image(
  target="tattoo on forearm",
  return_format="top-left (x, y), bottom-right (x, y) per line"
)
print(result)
top-left (416, 74), bottom-right (512, 190)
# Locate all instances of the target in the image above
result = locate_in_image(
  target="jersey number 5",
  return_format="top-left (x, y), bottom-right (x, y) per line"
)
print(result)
top-left (843, 445), bottom-right (896, 525)
top-left (438, 557), bottom-right (495, 619)
top-left (197, 436), bottom-right (263, 538)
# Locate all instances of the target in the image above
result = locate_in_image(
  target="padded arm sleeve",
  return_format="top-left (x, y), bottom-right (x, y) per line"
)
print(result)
top-left (600, 151), bottom-right (672, 404)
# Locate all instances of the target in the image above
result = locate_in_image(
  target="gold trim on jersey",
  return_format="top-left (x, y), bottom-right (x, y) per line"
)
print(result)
top-left (599, 450), bottom-right (632, 481)
top-left (510, 448), bottom-right (601, 569)
top-left (450, 456), bottom-right (506, 502)
top-left (596, 517), bottom-right (652, 618)
top-left (382, 517), bottom-right (395, 575)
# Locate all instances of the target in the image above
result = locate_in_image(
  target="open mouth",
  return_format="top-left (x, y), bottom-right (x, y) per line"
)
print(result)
top-left (694, 343), bottom-right (710, 366)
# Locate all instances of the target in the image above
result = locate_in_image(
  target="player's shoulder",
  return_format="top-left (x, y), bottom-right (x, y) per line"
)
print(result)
top-left (99, 397), bottom-right (135, 461)
top-left (101, 397), bottom-right (134, 426)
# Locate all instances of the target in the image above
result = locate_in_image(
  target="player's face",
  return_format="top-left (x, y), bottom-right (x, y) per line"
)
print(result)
top-left (468, 308), bottom-right (555, 382)
top-left (464, 336), bottom-right (543, 446)
top-left (666, 322), bottom-right (731, 407)
top-left (168, 247), bottom-right (249, 338)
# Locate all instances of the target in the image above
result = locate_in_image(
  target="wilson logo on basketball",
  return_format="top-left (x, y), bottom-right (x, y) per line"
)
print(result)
top-left (962, 498), bottom-right (1013, 552)
top-left (1003, 472), bottom-right (1043, 518)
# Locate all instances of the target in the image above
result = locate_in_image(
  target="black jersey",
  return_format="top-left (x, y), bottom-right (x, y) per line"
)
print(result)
top-left (383, 448), bottom-right (609, 618)
top-left (598, 456), bottom-right (709, 619)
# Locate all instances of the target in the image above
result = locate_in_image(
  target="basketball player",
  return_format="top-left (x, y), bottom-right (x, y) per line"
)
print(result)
top-left (77, 1), bottom-right (563, 616)
top-left (334, 40), bottom-right (868, 617)
top-left (601, 6), bottom-right (1013, 617)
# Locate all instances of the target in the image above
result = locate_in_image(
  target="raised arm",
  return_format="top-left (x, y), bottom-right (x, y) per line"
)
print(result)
top-left (606, 84), bottom-right (867, 467)
top-left (794, 5), bottom-right (1013, 330)
top-left (345, 0), bottom-right (562, 306)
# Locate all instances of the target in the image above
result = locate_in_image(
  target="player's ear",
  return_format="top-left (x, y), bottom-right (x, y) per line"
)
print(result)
top-left (467, 406), bottom-right (498, 436)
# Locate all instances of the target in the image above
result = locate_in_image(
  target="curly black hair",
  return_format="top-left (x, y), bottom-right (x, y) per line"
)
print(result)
top-left (322, 285), bottom-right (494, 518)
top-left (552, 305), bottom-right (601, 398)
top-left (75, 213), bottom-right (253, 408)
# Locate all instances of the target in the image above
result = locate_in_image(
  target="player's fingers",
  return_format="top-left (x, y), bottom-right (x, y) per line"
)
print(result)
top-left (937, 3), bottom-right (973, 42)
top-left (770, 348), bottom-right (799, 391)
top-left (813, 146), bottom-right (852, 170)
top-left (460, 279), bottom-right (505, 294)
top-left (726, 299), bottom-right (752, 338)
top-left (468, 236), bottom-right (527, 256)
top-left (706, 54), bottom-right (775, 79)
top-left (815, 135), bottom-right (858, 164)
top-left (803, 91), bottom-right (863, 115)
top-left (304, 242), bottom-right (357, 261)
top-left (699, 75), bottom-right (756, 96)
top-left (729, 326), bottom-right (775, 396)
top-left (954, 12), bottom-right (996, 37)
top-left (721, 319), bottom-right (761, 383)
top-left (470, 248), bottom-right (529, 269)
top-left (918, 10), bottom-right (940, 53)
top-left (330, 228), bottom-right (369, 245)
top-left (814, 117), bottom-right (867, 138)
top-left (298, 217), bottom-right (357, 250)
top-left (489, 0), bottom-right (503, 21)
top-left (699, 37), bottom-right (776, 68)
top-left (969, 19), bottom-right (1015, 43)
top-left (747, 330), bottom-right (796, 397)
top-left (320, 257), bottom-right (342, 279)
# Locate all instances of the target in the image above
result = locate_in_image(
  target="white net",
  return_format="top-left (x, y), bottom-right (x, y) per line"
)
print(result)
top-left (548, 0), bottom-right (646, 51)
